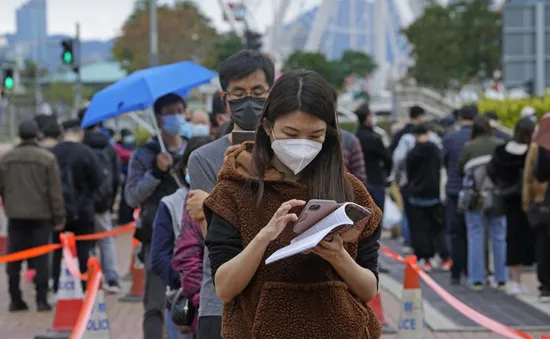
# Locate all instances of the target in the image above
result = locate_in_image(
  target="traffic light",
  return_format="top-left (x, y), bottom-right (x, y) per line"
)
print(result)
top-left (3, 68), bottom-right (14, 90)
top-left (61, 39), bottom-right (74, 65)
top-left (245, 30), bottom-right (263, 51)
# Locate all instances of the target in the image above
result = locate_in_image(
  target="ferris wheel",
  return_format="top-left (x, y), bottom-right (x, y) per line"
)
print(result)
top-left (216, 0), bottom-right (426, 92)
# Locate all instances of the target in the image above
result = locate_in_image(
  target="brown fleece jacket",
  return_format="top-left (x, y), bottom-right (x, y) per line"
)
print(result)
top-left (204, 142), bottom-right (383, 339)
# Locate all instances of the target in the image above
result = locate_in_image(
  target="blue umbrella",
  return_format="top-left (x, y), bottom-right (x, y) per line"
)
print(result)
top-left (81, 61), bottom-right (216, 128)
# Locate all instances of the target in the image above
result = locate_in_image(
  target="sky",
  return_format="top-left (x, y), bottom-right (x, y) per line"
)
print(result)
top-left (0, 0), bottom-right (319, 41)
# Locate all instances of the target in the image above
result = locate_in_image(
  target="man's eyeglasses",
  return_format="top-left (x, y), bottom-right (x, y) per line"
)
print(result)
top-left (224, 88), bottom-right (268, 100)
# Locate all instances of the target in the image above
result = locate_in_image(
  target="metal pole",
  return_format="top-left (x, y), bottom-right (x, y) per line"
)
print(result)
top-left (33, 5), bottom-right (42, 111)
top-left (535, 2), bottom-right (545, 97)
top-left (149, 0), bottom-right (159, 67)
top-left (74, 22), bottom-right (83, 114)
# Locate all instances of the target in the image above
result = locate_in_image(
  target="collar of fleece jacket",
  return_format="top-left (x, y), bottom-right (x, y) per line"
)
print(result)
top-left (203, 142), bottom-right (383, 339)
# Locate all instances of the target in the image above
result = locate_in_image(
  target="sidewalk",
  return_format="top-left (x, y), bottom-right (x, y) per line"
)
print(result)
top-left (0, 230), bottom-right (547, 338)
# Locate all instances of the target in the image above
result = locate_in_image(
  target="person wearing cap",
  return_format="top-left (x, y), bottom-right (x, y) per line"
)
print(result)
top-left (0, 120), bottom-right (65, 312)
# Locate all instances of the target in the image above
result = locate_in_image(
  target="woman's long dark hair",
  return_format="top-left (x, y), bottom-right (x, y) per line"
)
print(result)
top-left (513, 117), bottom-right (536, 145)
top-left (251, 69), bottom-right (354, 205)
top-left (470, 115), bottom-right (493, 140)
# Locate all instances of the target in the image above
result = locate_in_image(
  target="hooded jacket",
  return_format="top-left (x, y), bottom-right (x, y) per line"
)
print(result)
top-left (203, 142), bottom-right (382, 339)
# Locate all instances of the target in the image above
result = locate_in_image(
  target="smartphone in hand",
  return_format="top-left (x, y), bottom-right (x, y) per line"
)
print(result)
top-left (293, 199), bottom-right (338, 234)
top-left (232, 131), bottom-right (256, 145)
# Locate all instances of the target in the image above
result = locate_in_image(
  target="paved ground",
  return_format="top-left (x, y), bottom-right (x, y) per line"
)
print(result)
top-left (0, 230), bottom-right (547, 338)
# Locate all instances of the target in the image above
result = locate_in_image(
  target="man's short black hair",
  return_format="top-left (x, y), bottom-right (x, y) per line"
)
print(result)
top-left (459, 104), bottom-right (478, 121)
top-left (484, 111), bottom-right (499, 121)
top-left (409, 105), bottom-right (425, 120)
top-left (19, 120), bottom-right (39, 140)
top-left (413, 123), bottom-right (429, 136)
top-left (62, 119), bottom-right (81, 133)
top-left (354, 103), bottom-right (371, 125)
top-left (42, 121), bottom-right (62, 138)
top-left (153, 93), bottom-right (187, 115)
top-left (218, 50), bottom-right (275, 91)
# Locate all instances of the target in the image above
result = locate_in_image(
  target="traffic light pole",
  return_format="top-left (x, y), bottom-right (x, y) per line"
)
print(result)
top-left (75, 22), bottom-right (82, 113)
top-left (149, 0), bottom-right (158, 67)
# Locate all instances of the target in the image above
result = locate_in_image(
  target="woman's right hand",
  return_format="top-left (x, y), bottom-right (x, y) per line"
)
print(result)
top-left (257, 199), bottom-right (306, 242)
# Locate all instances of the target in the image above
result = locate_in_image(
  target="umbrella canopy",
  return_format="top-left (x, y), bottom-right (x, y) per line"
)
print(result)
top-left (81, 61), bottom-right (216, 128)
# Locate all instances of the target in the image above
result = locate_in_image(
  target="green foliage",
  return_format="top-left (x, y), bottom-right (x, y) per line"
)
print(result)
top-left (402, 0), bottom-right (501, 89)
top-left (338, 50), bottom-right (377, 77)
top-left (478, 96), bottom-right (550, 128)
top-left (338, 120), bottom-right (358, 133)
top-left (113, 1), bottom-right (219, 72)
top-left (134, 126), bottom-right (152, 146)
top-left (206, 33), bottom-right (245, 69)
top-left (283, 50), bottom-right (376, 90)
top-left (42, 82), bottom-right (96, 107)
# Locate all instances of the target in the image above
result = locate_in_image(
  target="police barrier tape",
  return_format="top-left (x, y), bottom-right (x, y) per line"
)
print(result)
top-left (0, 222), bottom-right (136, 264)
top-left (379, 244), bottom-right (540, 339)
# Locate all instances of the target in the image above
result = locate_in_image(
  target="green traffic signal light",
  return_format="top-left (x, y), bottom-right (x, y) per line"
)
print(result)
top-left (4, 76), bottom-right (14, 89)
top-left (63, 51), bottom-right (73, 64)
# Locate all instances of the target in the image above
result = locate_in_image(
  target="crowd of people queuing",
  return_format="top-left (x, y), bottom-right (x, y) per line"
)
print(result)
top-left (0, 47), bottom-right (549, 339)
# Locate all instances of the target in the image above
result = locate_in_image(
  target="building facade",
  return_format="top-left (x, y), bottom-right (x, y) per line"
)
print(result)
top-left (15, 0), bottom-right (48, 65)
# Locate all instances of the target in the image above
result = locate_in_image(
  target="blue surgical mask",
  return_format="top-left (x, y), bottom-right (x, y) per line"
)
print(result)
top-left (191, 123), bottom-right (210, 137)
top-left (123, 136), bottom-right (135, 144)
top-left (179, 116), bottom-right (193, 139)
top-left (162, 115), bottom-right (182, 136)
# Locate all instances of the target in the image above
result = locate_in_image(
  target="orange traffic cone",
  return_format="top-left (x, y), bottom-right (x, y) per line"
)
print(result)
top-left (118, 242), bottom-right (145, 303)
top-left (0, 199), bottom-right (7, 254)
top-left (368, 293), bottom-right (396, 334)
top-left (35, 244), bottom-right (84, 339)
top-left (397, 256), bottom-right (424, 339)
top-left (81, 285), bottom-right (111, 339)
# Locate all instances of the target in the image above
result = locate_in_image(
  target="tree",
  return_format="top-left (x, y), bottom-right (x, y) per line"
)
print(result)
top-left (283, 51), bottom-right (338, 86)
top-left (113, 0), bottom-right (219, 72)
top-left (283, 50), bottom-right (377, 89)
top-left (214, 33), bottom-right (245, 66)
top-left (338, 50), bottom-right (377, 77)
top-left (402, 0), bottom-right (501, 89)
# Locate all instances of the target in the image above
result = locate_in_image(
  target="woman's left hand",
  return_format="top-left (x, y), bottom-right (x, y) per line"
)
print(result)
top-left (311, 235), bottom-right (347, 265)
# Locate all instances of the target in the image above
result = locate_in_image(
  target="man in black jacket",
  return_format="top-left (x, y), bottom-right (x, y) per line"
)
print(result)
top-left (405, 124), bottom-right (451, 271)
top-left (390, 105), bottom-right (426, 154)
top-left (354, 103), bottom-right (392, 211)
top-left (51, 119), bottom-right (102, 292)
top-left (81, 113), bottom-right (122, 293)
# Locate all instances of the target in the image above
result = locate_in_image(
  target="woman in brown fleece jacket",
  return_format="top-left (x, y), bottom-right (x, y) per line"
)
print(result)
top-left (203, 70), bottom-right (382, 339)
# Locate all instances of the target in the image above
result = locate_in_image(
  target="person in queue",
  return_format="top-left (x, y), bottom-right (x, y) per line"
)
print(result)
top-left (331, 88), bottom-right (367, 184)
top-left (150, 136), bottom-right (214, 339)
top-left (209, 95), bottom-right (230, 137)
top-left (443, 105), bottom-right (478, 285)
top-left (354, 103), bottom-right (392, 211)
top-left (0, 120), bottom-right (65, 312)
top-left (203, 70), bottom-right (382, 339)
top-left (184, 49), bottom-right (275, 339)
top-left (531, 113), bottom-right (550, 302)
top-left (124, 93), bottom-right (188, 339)
top-left (52, 119), bottom-right (102, 293)
top-left (458, 115), bottom-right (507, 291)
top-left (488, 117), bottom-right (536, 295)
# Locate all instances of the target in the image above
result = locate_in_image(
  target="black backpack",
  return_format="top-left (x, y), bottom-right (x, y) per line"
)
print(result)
top-left (93, 149), bottom-right (114, 213)
top-left (59, 163), bottom-right (79, 223)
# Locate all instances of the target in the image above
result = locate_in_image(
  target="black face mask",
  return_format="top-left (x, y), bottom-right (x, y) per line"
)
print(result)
top-left (229, 97), bottom-right (266, 131)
